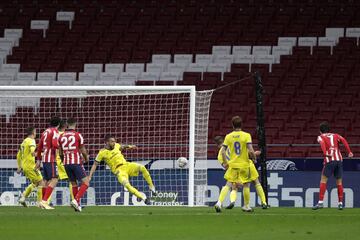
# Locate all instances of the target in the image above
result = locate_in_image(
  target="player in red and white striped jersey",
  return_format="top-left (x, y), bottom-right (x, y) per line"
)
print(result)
top-left (59, 118), bottom-right (89, 212)
top-left (36, 116), bottom-right (61, 210)
top-left (60, 128), bottom-right (84, 165)
top-left (313, 122), bottom-right (353, 210)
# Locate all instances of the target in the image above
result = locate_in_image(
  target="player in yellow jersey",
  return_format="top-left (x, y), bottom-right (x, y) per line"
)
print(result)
top-left (17, 127), bottom-right (46, 207)
top-left (214, 135), bottom-right (268, 211)
top-left (89, 135), bottom-right (156, 205)
top-left (214, 116), bottom-right (259, 213)
top-left (214, 136), bottom-right (239, 208)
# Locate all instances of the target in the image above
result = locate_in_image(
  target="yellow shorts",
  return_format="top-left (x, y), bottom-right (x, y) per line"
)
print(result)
top-left (249, 162), bottom-right (259, 182)
top-left (224, 166), bottom-right (251, 184)
top-left (23, 168), bottom-right (43, 184)
top-left (57, 160), bottom-right (68, 180)
top-left (116, 162), bottom-right (142, 184)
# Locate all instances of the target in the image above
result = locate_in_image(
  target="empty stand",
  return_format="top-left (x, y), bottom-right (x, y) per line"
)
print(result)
top-left (1, 0), bottom-right (360, 158)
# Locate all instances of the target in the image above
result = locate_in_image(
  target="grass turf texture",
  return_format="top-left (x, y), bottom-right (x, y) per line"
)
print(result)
top-left (1, 207), bottom-right (359, 240)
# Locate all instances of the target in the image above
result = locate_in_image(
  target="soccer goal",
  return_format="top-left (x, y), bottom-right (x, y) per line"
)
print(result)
top-left (0, 86), bottom-right (213, 207)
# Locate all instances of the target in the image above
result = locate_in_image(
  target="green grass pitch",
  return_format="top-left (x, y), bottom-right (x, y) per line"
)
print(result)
top-left (1, 206), bottom-right (359, 240)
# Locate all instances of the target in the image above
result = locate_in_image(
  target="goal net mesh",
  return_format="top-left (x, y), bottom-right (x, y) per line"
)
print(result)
top-left (0, 88), bottom-right (213, 206)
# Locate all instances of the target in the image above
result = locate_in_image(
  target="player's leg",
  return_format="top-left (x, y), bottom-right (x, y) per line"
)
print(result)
top-left (121, 163), bottom-right (154, 203)
top-left (253, 178), bottom-right (268, 209)
top-left (32, 169), bottom-right (46, 206)
top-left (60, 163), bottom-right (74, 200)
top-left (127, 163), bottom-right (156, 194)
top-left (41, 168), bottom-right (49, 204)
top-left (230, 183), bottom-right (238, 203)
top-left (117, 172), bottom-right (148, 203)
top-left (239, 167), bottom-right (253, 212)
top-left (249, 162), bottom-right (268, 208)
top-left (215, 181), bottom-right (232, 212)
top-left (126, 163), bottom-right (156, 193)
top-left (334, 162), bottom-right (344, 210)
top-left (21, 170), bottom-right (36, 198)
top-left (40, 162), bottom-right (58, 209)
top-left (19, 169), bottom-right (43, 207)
top-left (226, 183), bottom-right (239, 209)
top-left (242, 182), bottom-right (253, 212)
top-left (139, 165), bottom-right (156, 192)
top-left (313, 164), bottom-right (330, 210)
top-left (58, 161), bottom-right (73, 200)
top-left (69, 182), bottom-right (74, 200)
top-left (74, 165), bottom-right (89, 204)
top-left (36, 179), bottom-right (46, 204)
top-left (64, 165), bottom-right (83, 211)
top-left (64, 165), bottom-right (78, 199)
top-left (41, 180), bottom-right (47, 203)
top-left (215, 167), bottom-right (242, 212)
top-left (48, 161), bottom-right (68, 204)
top-left (215, 167), bottom-right (236, 212)
top-left (19, 183), bottom-right (35, 207)
top-left (42, 178), bottom-right (58, 202)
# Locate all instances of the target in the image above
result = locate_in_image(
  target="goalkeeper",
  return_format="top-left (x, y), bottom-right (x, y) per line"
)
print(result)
top-left (89, 135), bottom-right (156, 205)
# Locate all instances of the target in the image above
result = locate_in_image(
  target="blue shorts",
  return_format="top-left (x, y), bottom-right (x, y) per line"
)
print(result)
top-left (64, 164), bottom-right (87, 182)
top-left (322, 161), bottom-right (343, 179)
top-left (42, 162), bottom-right (58, 181)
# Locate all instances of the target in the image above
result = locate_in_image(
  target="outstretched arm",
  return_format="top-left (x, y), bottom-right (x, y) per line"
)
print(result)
top-left (89, 161), bottom-right (99, 181)
top-left (120, 144), bottom-right (137, 151)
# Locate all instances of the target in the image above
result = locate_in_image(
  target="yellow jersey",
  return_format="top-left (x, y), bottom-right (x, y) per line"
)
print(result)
top-left (95, 143), bottom-right (127, 174)
top-left (17, 137), bottom-right (36, 170)
top-left (56, 131), bottom-right (64, 164)
top-left (223, 130), bottom-right (252, 168)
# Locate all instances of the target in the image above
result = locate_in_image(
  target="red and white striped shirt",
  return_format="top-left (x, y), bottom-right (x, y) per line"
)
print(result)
top-left (37, 127), bottom-right (60, 163)
top-left (59, 129), bottom-right (84, 165)
top-left (317, 133), bottom-right (352, 164)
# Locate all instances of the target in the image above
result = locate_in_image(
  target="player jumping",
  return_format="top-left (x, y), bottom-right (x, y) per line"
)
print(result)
top-left (313, 122), bottom-right (353, 210)
top-left (17, 127), bottom-right (46, 207)
top-left (36, 116), bottom-right (61, 210)
top-left (214, 136), bottom-right (268, 210)
top-left (89, 135), bottom-right (156, 205)
top-left (214, 116), bottom-right (257, 213)
top-left (59, 118), bottom-right (89, 212)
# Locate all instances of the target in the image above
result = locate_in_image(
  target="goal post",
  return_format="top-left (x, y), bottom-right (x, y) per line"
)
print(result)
top-left (0, 86), bottom-right (213, 207)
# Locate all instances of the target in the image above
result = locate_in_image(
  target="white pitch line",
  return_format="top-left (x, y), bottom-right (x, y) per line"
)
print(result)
top-left (0, 212), bottom-right (359, 217)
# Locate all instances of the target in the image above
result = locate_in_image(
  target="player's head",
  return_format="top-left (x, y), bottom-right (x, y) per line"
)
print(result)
top-left (105, 134), bottom-right (116, 149)
top-left (67, 118), bottom-right (77, 129)
top-left (26, 126), bottom-right (36, 138)
top-left (58, 119), bottom-right (67, 131)
top-left (213, 136), bottom-right (224, 148)
top-left (320, 121), bottom-right (330, 134)
top-left (231, 116), bottom-right (242, 130)
top-left (49, 116), bottom-right (61, 128)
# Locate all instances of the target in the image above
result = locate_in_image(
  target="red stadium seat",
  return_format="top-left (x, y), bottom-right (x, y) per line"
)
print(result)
top-left (2, 0), bottom-right (360, 160)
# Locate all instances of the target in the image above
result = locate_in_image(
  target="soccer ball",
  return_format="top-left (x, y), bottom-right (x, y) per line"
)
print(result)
top-left (177, 157), bottom-right (188, 168)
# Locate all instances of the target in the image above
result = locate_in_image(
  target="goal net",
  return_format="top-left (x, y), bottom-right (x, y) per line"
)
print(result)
top-left (0, 86), bottom-right (213, 207)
